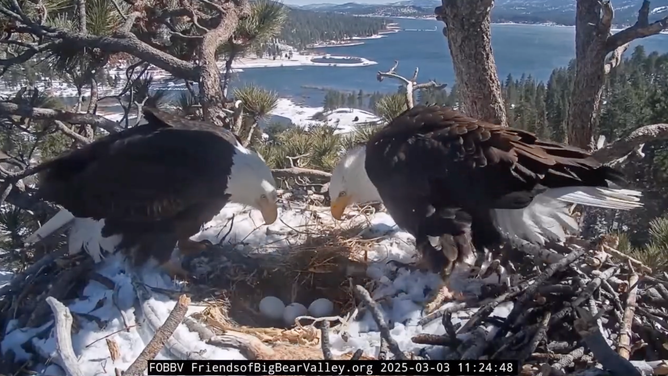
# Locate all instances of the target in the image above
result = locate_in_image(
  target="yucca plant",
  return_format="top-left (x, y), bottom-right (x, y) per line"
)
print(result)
top-left (233, 84), bottom-right (279, 146)
top-left (375, 94), bottom-right (408, 123)
top-left (340, 122), bottom-right (381, 150)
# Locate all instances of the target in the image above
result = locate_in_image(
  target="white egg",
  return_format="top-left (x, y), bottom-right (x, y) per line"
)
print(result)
top-left (259, 296), bottom-right (285, 321)
top-left (308, 298), bottom-right (334, 318)
top-left (283, 302), bottom-right (308, 326)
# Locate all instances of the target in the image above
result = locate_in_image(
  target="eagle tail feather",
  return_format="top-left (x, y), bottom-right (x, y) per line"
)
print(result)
top-left (69, 217), bottom-right (122, 263)
top-left (541, 186), bottom-right (643, 210)
top-left (24, 208), bottom-right (75, 246)
top-left (494, 193), bottom-right (578, 245)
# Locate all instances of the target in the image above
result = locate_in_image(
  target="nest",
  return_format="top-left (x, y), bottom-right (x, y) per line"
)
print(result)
top-left (5, 205), bottom-right (668, 376)
top-left (183, 222), bottom-right (375, 332)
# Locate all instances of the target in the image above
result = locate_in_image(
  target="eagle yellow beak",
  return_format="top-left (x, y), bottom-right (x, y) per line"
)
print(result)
top-left (330, 195), bottom-right (352, 221)
top-left (257, 198), bottom-right (278, 225)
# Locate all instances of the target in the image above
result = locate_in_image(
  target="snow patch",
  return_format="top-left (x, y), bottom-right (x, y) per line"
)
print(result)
top-left (269, 98), bottom-right (381, 132)
top-left (2, 201), bottom-right (505, 373)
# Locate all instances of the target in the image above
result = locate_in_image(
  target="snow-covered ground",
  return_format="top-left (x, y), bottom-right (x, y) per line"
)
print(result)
top-left (268, 98), bottom-right (382, 132)
top-left (1, 199), bottom-right (508, 375)
top-left (232, 51), bottom-right (377, 69)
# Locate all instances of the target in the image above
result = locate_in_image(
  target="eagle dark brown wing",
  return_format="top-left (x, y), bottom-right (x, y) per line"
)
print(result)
top-left (368, 104), bottom-right (624, 206)
top-left (364, 105), bottom-right (624, 273)
top-left (37, 110), bottom-right (235, 224)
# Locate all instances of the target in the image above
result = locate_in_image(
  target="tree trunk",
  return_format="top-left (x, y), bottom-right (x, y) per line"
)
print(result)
top-left (436, 0), bottom-right (507, 126)
top-left (196, 2), bottom-right (250, 129)
top-left (567, 0), bottom-right (668, 150)
top-left (567, 0), bottom-right (609, 150)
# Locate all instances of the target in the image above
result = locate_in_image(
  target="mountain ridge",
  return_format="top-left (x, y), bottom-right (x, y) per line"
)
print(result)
top-left (295, 0), bottom-right (668, 26)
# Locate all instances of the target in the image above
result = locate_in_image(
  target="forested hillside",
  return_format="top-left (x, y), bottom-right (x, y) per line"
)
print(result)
top-left (278, 7), bottom-right (390, 49)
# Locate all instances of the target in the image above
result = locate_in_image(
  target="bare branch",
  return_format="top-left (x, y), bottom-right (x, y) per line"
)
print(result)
top-left (604, 43), bottom-right (630, 74)
top-left (377, 60), bottom-right (410, 86)
top-left (54, 120), bottom-right (92, 145)
top-left (0, 102), bottom-right (122, 133)
top-left (618, 272), bottom-right (639, 360)
top-left (376, 60), bottom-right (446, 109)
top-left (124, 294), bottom-right (190, 376)
top-left (353, 285), bottom-right (407, 360)
top-left (271, 167), bottom-right (332, 180)
top-left (606, 0), bottom-right (668, 52)
top-left (110, 0), bottom-right (127, 20)
top-left (46, 297), bottom-right (85, 376)
top-left (591, 123), bottom-right (668, 162)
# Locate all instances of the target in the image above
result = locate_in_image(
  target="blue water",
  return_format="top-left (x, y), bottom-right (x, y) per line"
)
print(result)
top-left (227, 18), bottom-right (668, 107)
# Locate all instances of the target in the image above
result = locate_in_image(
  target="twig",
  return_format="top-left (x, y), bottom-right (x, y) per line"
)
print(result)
top-left (320, 321), bottom-right (333, 360)
top-left (518, 311), bottom-right (551, 362)
top-left (618, 273), bottom-right (639, 360)
top-left (353, 285), bottom-right (407, 360)
top-left (45, 297), bottom-right (84, 376)
top-left (601, 245), bottom-right (652, 274)
top-left (271, 167), bottom-right (331, 180)
top-left (85, 325), bottom-right (138, 348)
top-left (123, 294), bottom-right (190, 376)
top-left (572, 266), bottom-right (619, 308)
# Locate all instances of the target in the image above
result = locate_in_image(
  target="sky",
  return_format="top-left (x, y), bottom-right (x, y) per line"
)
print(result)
top-left (280, 0), bottom-right (394, 6)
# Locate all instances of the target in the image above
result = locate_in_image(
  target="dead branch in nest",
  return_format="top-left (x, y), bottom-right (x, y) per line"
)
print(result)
top-left (123, 294), bottom-right (190, 376)
top-left (320, 320), bottom-right (333, 360)
top-left (376, 60), bottom-right (446, 109)
top-left (0, 247), bottom-right (68, 297)
top-left (353, 285), bottom-right (407, 360)
top-left (45, 297), bottom-right (84, 376)
top-left (618, 272), bottom-right (639, 360)
top-left (601, 244), bottom-right (652, 274)
top-left (574, 305), bottom-right (641, 376)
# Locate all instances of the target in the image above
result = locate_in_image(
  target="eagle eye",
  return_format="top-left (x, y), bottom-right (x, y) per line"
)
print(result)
top-left (338, 191), bottom-right (347, 197)
top-left (260, 194), bottom-right (267, 199)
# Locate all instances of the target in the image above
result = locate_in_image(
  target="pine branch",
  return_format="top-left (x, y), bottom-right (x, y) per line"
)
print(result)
top-left (0, 102), bottom-right (122, 133)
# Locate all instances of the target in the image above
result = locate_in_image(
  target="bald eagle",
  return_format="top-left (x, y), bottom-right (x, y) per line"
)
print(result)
top-left (329, 105), bottom-right (642, 303)
top-left (36, 107), bottom-right (278, 278)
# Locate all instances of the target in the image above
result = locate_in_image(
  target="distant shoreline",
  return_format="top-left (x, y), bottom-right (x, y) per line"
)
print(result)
top-left (308, 23), bottom-right (401, 49)
top-left (358, 15), bottom-right (668, 34)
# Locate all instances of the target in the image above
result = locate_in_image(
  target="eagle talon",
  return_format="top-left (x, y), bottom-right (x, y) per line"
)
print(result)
top-left (160, 259), bottom-right (192, 281)
top-left (178, 238), bottom-right (214, 256)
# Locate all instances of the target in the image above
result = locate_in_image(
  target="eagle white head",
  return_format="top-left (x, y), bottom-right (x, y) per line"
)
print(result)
top-left (328, 145), bottom-right (382, 220)
top-left (226, 144), bottom-right (279, 225)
